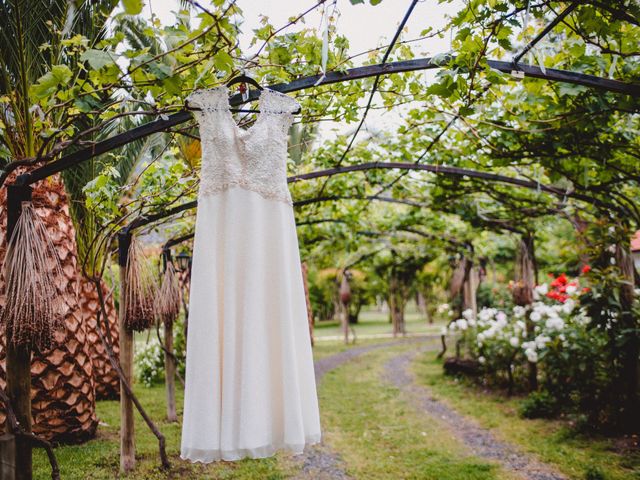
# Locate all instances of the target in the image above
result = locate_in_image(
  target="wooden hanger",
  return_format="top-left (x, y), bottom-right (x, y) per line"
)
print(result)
top-left (186, 73), bottom-right (301, 115)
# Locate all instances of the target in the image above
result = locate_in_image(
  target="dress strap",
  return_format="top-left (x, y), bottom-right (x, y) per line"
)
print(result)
top-left (259, 88), bottom-right (300, 114)
top-left (186, 86), bottom-right (229, 111)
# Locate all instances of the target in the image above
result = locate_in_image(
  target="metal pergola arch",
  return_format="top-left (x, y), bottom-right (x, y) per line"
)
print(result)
top-left (11, 56), bottom-right (640, 188)
top-left (121, 159), bottom-right (624, 240)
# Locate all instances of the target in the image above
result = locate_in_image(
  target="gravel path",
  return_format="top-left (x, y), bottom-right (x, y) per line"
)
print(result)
top-left (293, 336), bottom-right (437, 479)
top-left (383, 350), bottom-right (568, 480)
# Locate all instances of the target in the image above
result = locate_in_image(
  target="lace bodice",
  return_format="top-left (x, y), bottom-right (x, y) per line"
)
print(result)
top-left (187, 86), bottom-right (299, 204)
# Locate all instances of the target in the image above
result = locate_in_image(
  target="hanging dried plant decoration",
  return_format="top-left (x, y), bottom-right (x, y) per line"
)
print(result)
top-left (1, 202), bottom-right (65, 350)
top-left (123, 236), bottom-right (156, 332)
top-left (155, 261), bottom-right (181, 329)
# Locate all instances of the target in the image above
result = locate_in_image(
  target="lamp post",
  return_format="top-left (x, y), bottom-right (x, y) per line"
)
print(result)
top-left (174, 252), bottom-right (192, 275)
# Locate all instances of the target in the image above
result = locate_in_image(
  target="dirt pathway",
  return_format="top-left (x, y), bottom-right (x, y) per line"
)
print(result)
top-left (382, 350), bottom-right (568, 480)
top-left (293, 336), bottom-right (437, 479)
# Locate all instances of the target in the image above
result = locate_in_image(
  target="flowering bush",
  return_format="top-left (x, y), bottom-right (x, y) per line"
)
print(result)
top-left (134, 338), bottom-right (165, 387)
top-left (444, 268), bottom-right (622, 425)
top-left (134, 319), bottom-right (187, 388)
top-left (447, 272), bottom-right (589, 366)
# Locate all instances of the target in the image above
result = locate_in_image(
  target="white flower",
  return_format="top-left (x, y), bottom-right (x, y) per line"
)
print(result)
top-left (437, 303), bottom-right (450, 314)
top-left (462, 309), bottom-right (474, 320)
top-left (545, 317), bottom-right (565, 331)
top-left (522, 340), bottom-right (535, 350)
top-left (479, 308), bottom-right (495, 322)
top-left (509, 337), bottom-right (520, 347)
top-left (534, 283), bottom-right (549, 295)
top-left (535, 334), bottom-right (551, 349)
top-left (478, 356), bottom-right (486, 364)
top-left (530, 311), bottom-right (542, 322)
top-left (562, 299), bottom-right (575, 315)
top-left (513, 306), bottom-right (526, 318)
top-left (456, 319), bottom-right (469, 330)
top-left (525, 348), bottom-right (538, 363)
top-left (496, 311), bottom-right (507, 324)
top-left (440, 327), bottom-right (447, 336)
top-left (565, 285), bottom-right (577, 296)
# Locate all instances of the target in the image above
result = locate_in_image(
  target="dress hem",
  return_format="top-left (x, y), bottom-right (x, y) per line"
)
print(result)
top-left (181, 434), bottom-right (322, 463)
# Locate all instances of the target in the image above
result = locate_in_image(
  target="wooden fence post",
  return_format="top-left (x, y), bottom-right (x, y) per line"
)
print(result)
top-left (160, 249), bottom-right (178, 423)
top-left (6, 185), bottom-right (33, 480)
top-left (118, 232), bottom-right (135, 472)
top-left (164, 326), bottom-right (177, 423)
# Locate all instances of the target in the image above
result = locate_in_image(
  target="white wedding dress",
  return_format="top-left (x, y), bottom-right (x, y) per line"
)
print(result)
top-left (180, 86), bottom-right (321, 463)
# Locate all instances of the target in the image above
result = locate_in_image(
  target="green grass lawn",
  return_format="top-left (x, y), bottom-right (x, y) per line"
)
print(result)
top-left (33, 340), bottom-right (639, 479)
top-left (414, 352), bottom-right (640, 480)
top-left (32, 384), bottom-right (296, 480)
top-left (314, 308), bottom-right (443, 339)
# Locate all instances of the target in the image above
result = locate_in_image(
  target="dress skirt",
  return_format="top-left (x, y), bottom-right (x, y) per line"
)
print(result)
top-left (180, 187), bottom-right (321, 462)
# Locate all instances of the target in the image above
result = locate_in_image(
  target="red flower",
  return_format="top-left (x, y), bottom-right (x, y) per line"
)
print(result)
top-left (582, 287), bottom-right (590, 294)
top-left (546, 290), bottom-right (568, 303)
top-left (550, 273), bottom-right (568, 288)
top-left (581, 265), bottom-right (591, 274)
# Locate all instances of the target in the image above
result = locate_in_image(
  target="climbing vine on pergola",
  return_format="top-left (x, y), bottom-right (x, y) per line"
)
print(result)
top-left (2, 0), bottom-right (640, 477)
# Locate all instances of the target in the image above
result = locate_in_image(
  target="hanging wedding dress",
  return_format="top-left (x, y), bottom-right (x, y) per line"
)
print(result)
top-left (180, 86), bottom-right (321, 463)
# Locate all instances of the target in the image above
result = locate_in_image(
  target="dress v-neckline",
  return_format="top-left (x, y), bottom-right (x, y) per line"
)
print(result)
top-left (219, 85), bottom-right (268, 141)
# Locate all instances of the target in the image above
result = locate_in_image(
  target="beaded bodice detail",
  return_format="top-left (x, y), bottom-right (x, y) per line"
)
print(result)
top-left (187, 86), bottom-right (299, 205)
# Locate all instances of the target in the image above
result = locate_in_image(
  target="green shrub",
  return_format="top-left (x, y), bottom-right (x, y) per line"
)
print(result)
top-left (519, 391), bottom-right (558, 419)
top-left (584, 466), bottom-right (605, 480)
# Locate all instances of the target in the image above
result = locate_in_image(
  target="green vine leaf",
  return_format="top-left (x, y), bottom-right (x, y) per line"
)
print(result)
top-left (30, 65), bottom-right (73, 99)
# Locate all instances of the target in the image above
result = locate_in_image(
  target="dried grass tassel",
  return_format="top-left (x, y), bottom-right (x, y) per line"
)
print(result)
top-left (1, 202), bottom-right (65, 350)
top-left (123, 236), bottom-right (156, 332)
top-left (155, 261), bottom-right (181, 329)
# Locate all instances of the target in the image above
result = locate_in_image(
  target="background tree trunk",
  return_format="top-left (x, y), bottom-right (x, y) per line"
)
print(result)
top-left (462, 265), bottom-right (478, 320)
top-left (388, 272), bottom-right (407, 337)
top-left (513, 234), bottom-right (538, 392)
top-left (615, 244), bottom-right (639, 431)
top-left (339, 273), bottom-right (351, 344)
top-left (0, 176), bottom-right (98, 443)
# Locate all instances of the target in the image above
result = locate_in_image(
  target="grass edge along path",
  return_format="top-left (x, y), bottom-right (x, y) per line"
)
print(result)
top-left (413, 352), bottom-right (640, 480)
top-left (385, 350), bottom-right (567, 480)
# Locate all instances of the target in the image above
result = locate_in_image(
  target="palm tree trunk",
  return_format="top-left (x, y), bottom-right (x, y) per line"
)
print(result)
top-left (0, 174), bottom-right (98, 443)
top-left (79, 277), bottom-right (120, 400)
